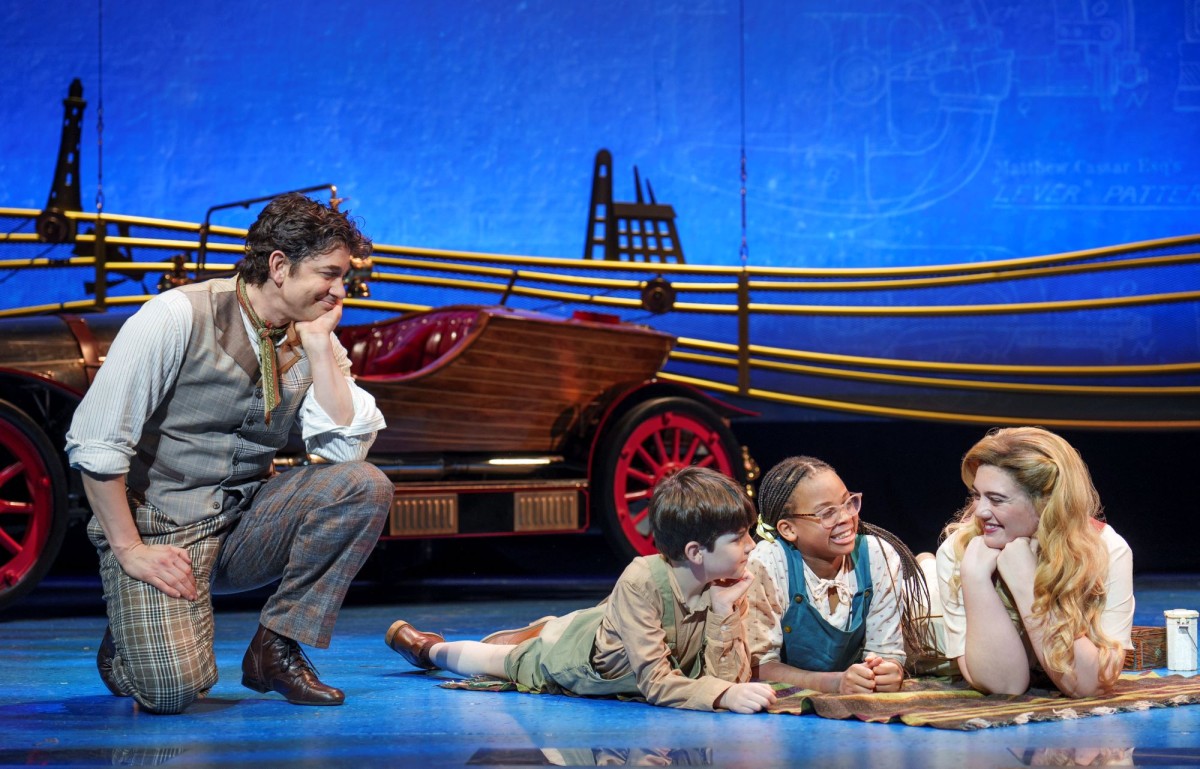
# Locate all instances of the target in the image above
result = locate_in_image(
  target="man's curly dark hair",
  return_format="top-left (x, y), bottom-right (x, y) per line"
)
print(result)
top-left (238, 192), bottom-right (372, 286)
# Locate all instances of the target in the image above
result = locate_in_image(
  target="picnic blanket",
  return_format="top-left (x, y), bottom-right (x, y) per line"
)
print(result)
top-left (768, 672), bottom-right (1200, 730)
top-left (440, 672), bottom-right (1200, 730)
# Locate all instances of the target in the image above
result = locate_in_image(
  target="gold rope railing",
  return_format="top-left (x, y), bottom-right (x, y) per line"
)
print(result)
top-left (373, 232), bottom-right (1200, 278)
top-left (3, 211), bottom-right (1197, 329)
top-left (747, 252), bottom-right (1200, 291)
top-left (658, 372), bottom-right (1200, 430)
top-left (7, 249), bottom-right (1197, 318)
top-left (1, 209), bottom-right (1197, 428)
top-left (9, 209), bottom-right (1196, 278)
top-left (6, 210), bottom-right (1198, 286)
top-left (668, 350), bottom-right (1200, 395)
top-left (749, 290), bottom-right (1200, 316)
top-left (675, 338), bottom-right (1200, 377)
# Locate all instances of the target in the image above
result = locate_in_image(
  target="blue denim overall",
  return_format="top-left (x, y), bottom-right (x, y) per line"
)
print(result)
top-left (779, 535), bottom-right (873, 672)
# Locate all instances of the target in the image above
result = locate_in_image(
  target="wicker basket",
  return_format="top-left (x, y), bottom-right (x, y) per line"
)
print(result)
top-left (1124, 626), bottom-right (1167, 670)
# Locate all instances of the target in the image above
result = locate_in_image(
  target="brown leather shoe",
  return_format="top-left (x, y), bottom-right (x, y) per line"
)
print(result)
top-left (96, 626), bottom-right (127, 697)
top-left (385, 620), bottom-right (444, 669)
top-left (481, 616), bottom-right (554, 646)
top-left (241, 624), bottom-right (345, 706)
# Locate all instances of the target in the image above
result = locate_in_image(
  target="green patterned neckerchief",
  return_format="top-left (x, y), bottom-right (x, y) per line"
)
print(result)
top-left (236, 276), bottom-right (290, 424)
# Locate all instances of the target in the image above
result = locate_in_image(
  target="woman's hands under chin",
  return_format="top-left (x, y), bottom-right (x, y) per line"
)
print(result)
top-left (997, 537), bottom-right (1038, 586)
top-left (960, 534), bottom-right (1002, 584)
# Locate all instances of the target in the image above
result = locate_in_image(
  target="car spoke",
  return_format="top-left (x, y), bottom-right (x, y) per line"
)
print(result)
top-left (0, 528), bottom-right (20, 556)
top-left (0, 460), bottom-right (22, 488)
top-left (680, 433), bottom-right (700, 465)
top-left (623, 487), bottom-right (653, 503)
top-left (625, 465), bottom-right (656, 486)
top-left (0, 499), bottom-right (34, 514)
top-left (634, 444), bottom-right (658, 472)
top-left (1, 458), bottom-right (35, 555)
top-left (652, 431), bottom-right (668, 466)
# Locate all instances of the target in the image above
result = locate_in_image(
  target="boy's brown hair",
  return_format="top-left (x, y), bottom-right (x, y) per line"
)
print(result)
top-left (650, 466), bottom-right (755, 562)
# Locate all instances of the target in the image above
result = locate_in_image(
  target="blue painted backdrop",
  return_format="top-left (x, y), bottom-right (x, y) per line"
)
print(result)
top-left (2, 0), bottom-right (1198, 351)
top-left (4, 2), bottom-right (1200, 569)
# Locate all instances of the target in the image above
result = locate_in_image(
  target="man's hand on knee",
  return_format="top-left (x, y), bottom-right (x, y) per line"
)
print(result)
top-left (120, 543), bottom-right (198, 601)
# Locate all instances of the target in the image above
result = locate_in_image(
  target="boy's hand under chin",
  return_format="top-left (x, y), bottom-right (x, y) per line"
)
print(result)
top-left (709, 572), bottom-right (754, 616)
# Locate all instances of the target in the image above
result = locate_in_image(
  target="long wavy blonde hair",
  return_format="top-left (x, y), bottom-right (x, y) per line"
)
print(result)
top-left (942, 427), bottom-right (1121, 689)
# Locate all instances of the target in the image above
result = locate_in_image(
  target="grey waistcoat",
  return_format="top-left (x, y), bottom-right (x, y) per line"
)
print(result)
top-left (126, 277), bottom-right (311, 525)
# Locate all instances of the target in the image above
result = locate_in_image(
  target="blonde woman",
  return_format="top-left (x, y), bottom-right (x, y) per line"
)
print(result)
top-left (935, 427), bottom-right (1134, 697)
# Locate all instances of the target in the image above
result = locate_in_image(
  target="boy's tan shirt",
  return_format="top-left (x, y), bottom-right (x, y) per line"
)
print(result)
top-left (590, 555), bottom-right (752, 711)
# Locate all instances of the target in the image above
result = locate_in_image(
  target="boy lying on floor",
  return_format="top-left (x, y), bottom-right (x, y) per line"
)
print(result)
top-left (385, 466), bottom-right (777, 713)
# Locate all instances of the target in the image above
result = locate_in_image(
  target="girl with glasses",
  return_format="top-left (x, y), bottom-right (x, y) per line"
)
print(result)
top-left (746, 456), bottom-right (933, 694)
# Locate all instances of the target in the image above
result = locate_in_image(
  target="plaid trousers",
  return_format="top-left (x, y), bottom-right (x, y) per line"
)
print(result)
top-left (90, 460), bottom-right (392, 713)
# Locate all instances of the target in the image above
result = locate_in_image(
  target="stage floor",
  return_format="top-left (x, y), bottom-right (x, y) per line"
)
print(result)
top-left (2, 569), bottom-right (1199, 768)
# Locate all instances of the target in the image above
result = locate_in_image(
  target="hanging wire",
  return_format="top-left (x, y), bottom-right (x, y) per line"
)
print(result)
top-left (95, 0), bottom-right (105, 214)
top-left (0, 216), bottom-right (36, 239)
top-left (528, 284), bottom-right (624, 315)
top-left (738, 0), bottom-right (748, 268)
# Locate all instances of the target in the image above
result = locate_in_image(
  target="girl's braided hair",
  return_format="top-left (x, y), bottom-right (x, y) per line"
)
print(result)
top-left (756, 455), bottom-right (940, 671)
top-left (757, 456), bottom-right (832, 528)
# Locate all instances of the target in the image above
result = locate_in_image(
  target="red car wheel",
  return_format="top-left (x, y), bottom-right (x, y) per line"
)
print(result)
top-left (595, 397), bottom-right (742, 561)
top-left (0, 399), bottom-right (67, 612)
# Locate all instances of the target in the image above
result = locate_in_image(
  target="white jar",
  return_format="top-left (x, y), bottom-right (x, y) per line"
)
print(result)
top-left (1164, 609), bottom-right (1198, 671)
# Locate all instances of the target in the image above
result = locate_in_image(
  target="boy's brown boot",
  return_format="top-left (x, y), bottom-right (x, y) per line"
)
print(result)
top-left (385, 620), bottom-right (444, 670)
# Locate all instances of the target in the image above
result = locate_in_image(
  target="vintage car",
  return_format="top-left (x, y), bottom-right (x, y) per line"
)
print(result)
top-left (0, 302), bottom-right (755, 611)
top-left (0, 81), bottom-right (761, 611)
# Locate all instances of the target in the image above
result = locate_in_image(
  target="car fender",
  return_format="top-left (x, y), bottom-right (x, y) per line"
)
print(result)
top-left (0, 369), bottom-right (90, 517)
top-left (0, 368), bottom-right (87, 435)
